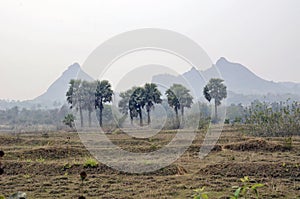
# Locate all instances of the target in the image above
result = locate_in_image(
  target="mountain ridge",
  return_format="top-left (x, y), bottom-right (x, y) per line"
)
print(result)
top-left (34, 63), bottom-right (93, 104)
top-left (152, 57), bottom-right (300, 104)
top-left (1, 58), bottom-right (299, 110)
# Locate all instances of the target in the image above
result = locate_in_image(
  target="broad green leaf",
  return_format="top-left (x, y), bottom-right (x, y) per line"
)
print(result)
top-left (234, 187), bottom-right (242, 197)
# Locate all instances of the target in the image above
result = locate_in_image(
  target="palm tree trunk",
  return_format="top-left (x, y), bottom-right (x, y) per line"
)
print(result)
top-left (215, 99), bottom-right (218, 121)
top-left (147, 110), bottom-right (151, 125)
top-left (181, 106), bottom-right (185, 127)
top-left (79, 106), bottom-right (83, 127)
top-left (129, 111), bottom-right (134, 125)
top-left (175, 107), bottom-right (179, 129)
top-left (130, 116), bottom-right (133, 125)
top-left (139, 110), bottom-right (143, 126)
top-left (88, 110), bottom-right (92, 127)
top-left (99, 107), bottom-right (103, 127)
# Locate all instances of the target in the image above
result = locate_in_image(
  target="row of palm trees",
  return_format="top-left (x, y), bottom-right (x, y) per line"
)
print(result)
top-left (118, 83), bottom-right (194, 127)
top-left (66, 79), bottom-right (113, 127)
top-left (66, 78), bottom-right (227, 128)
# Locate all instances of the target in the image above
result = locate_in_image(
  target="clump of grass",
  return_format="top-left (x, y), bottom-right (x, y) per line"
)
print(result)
top-left (62, 163), bottom-right (71, 171)
top-left (231, 176), bottom-right (264, 199)
top-left (193, 187), bottom-right (208, 199)
top-left (36, 157), bottom-right (45, 163)
top-left (283, 137), bottom-right (292, 149)
top-left (192, 176), bottom-right (265, 199)
top-left (83, 158), bottom-right (98, 168)
top-left (23, 174), bottom-right (31, 179)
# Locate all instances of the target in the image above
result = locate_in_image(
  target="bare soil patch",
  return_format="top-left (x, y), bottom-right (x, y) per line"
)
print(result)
top-left (198, 162), bottom-right (300, 178)
top-left (224, 138), bottom-right (290, 152)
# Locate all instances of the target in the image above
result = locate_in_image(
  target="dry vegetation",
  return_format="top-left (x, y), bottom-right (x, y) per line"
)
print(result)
top-left (0, 126), bottom-right (300, 198)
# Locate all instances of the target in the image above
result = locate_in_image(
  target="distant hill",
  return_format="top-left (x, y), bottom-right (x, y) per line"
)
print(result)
top-left (2, 58), bottom-right (299, 110)
top-left (212, 57), bottom-right (297, 95)
top-left (34, 63), bottom-right (93, 104)
top-left (152, 57), bottom-right (300, 104)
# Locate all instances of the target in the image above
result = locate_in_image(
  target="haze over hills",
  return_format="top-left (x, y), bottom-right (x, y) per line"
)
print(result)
top-left (213, 57), bottom-right (300, 95)
top-left (1, 58), bottom-right (299, 110)
top-left (34, 63), bottom-right (93, 103)
top-left (152, 57), bottom-right (300, 104)
top-left (0, 63), bottom-right (93, 110)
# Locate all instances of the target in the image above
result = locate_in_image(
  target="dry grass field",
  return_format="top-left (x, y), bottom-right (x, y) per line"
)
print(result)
top-left (1, 126), bottom-right (300, 198)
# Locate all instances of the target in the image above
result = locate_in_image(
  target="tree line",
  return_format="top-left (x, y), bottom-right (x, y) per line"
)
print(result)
top-left (65, 78), bottom-right (227, 128)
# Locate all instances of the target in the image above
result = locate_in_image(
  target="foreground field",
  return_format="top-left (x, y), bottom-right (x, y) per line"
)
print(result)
top-left (0, 126), bottom-right (300, 198)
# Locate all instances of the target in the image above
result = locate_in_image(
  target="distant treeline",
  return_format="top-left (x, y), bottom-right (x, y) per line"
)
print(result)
top-left (0, 99), bottom-right (299, 137)
top-left (0, 105), bottom-right (68, 127)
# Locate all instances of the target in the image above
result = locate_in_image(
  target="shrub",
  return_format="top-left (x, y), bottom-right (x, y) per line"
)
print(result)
top-left (83, 158), bottom-right (98, 168)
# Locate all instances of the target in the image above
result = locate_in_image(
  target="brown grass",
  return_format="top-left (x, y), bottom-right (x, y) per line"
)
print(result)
top-left (0, 127), bottom-right (299, 198)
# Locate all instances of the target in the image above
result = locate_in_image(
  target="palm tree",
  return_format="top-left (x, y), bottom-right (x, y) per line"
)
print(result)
top-left (95, 80), bottom-right (113, 127)
top-left (129, 87), bottom-right (145, 126)
top-left (166, 84), bottom-right (193, 127)
top-left (82, 81), bottom-right (97, 127)
top-left (144, 83), bottom-right (162, 125)
top-left (203, 78), bottom-right (227, 121)
top-left (66, 79), bottom-right (84, 127)
top-left (118, 86), bottom-right (138, 125)
top-left (165, 89), bottom-right (180, 127)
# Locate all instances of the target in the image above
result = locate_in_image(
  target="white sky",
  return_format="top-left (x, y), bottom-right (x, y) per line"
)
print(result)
top-left (0, 0), bottom-right (299, 100)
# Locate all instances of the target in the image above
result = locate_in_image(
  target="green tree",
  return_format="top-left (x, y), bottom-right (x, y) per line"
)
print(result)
top-left (95, 80), bottom-right (113, 127)
top-left (144, 83), bottom-right (162, 125)
top-left (203, 78), bottom-right (227, 120)
top-left (82, 81), bottom-right (97, 127)
top-left (129, 87), bottom-right (145, 126)
top-left (118, 87), bottom-right (138, 125)
top-left (66, 79), bottom-right (84, 127)
top-left (63, 114), bottom-right (75, 129)
top-left (165, 84), bottom-right (193, 127)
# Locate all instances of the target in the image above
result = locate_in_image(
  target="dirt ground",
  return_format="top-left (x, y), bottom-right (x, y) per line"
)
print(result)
top-left (0, 126), bottom-right (300, 198)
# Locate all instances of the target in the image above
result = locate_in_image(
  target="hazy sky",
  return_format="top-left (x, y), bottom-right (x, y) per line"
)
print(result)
top-left (1, 0), bottom-right (299, 100)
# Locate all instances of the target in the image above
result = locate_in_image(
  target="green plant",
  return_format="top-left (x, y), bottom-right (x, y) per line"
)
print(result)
top-left (23, 174), bottom-right (31, 179)
top-left (36, 157), bottom-right (45, 163)
top-left (284, 137), bottom-right (292, 149)
top-left (0, 195), bottom-right (5, 199)
top-left (150, 143), bottom-right (158, 151)
top-left (83, 158), bottom-right (98, 168)
top-left (62, 163), bottom-right (71, 171)
top-left (245, 100), bottom-right (300, 137)
top-left (193, 187), bottom-right (209, 199)
top-left (231, 176), bottom-right (264, 199)
top-left (63, 114), bottom-right (75, 129)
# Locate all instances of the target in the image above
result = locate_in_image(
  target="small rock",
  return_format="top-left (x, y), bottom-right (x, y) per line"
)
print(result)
top-left (9, 191), bottom-right (26, 199)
